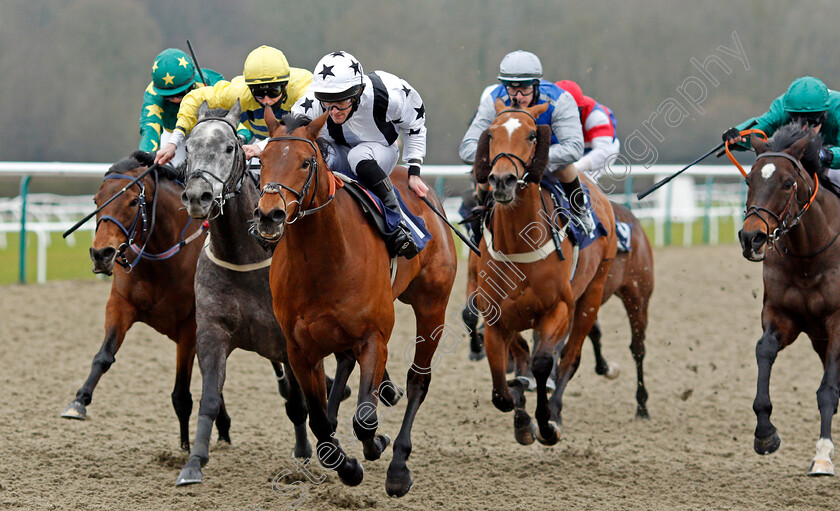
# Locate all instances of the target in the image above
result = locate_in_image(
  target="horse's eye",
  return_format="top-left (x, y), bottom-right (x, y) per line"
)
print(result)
top-left (782, 178), bottom-right (795, 190)
top-left (529, 131), bottom-right (537, 141)
top-left (302, 160), bottom-right (310, 169)
top-left (226, 145), bottom-right (234, 154)
top-left (129, 198), bottom-right (139, 206)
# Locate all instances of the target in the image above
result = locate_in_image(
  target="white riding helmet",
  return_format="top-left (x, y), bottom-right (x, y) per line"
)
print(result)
top-left (311, 51), bottom-right (365, 102)
top-left (497, 50), bottom-right (543, 84)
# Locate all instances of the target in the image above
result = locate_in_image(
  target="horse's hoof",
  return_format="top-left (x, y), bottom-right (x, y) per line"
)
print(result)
top-left (808, 458), bottom-right (835, 476)
top-left (517, 376), bottom-right (537, 392)
top-left (337, 458), bottom-right (364, 487)
top-left (635, 407), bottom-right (650, 420)
top-left (468, 347), bottom-right (486, 362)
top-left (605, 362), bottom-right (620, 380)
top-left (536, 421), bottom-right (561, 446)
top-left (363, 434), bottom-right (391, 461)
top-left (754, 432), bottom-right (781, 455)
top-left (294, 439), bottom-right (313, 460)
top-left (513, 409), bottom-right (536, 446)
top-left (379, 382), bottom-right (403, 407)
top-left (175, 465), bottom-right (203, 486)
top-left (61, 400), bottom-right (87, 420)
top-left (385, 469), bottom-right (414, 498)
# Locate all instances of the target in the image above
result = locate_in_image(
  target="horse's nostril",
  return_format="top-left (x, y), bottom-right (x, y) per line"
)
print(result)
top-left (503, 175), bottom-right (517, 188)
top-left (488, 175), bottom-right (499, 188)
top-left (200, 192), bottom-right (213, 205)
top-left (270, 209), bottom-right (286, 224)
top-left (181, 191), bottom-right (189, 204)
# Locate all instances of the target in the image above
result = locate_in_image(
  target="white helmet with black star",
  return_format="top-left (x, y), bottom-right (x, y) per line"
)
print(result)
top-left (311, 51), bottom-right (365, 102)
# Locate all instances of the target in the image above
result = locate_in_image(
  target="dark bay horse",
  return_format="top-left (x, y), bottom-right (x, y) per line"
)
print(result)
top-left (472, 100), bottom-right (617, 445)
top-left (254, 110), bottom-right (457, 497)
top-left (174, 103), bottom-right (362, 486)
top-left (738, 124), bottom-right (840, 476)
top-left (61, 152), bottom-right (217, 451)
top-left (463, 201), bottom-right (652, 418)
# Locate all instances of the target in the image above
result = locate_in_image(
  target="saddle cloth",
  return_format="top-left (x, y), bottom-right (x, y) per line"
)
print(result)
top-left (333, 171), bottom-right (432, 252)
top-left (539, 172), bottom-right (609, 250)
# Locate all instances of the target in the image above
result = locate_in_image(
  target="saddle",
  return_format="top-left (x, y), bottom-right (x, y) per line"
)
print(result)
top-left (333, 173), bottom-right (431, 256)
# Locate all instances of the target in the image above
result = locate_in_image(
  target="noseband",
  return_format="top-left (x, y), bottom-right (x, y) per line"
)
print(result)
top-left (745, 151), bottom-right (818, 246)
top-left (262, 135), bottom-right (335, 223)
top-left (186, 117), bottom-right (247, 214)
top-left (489, 108), bottom-right (538, 187)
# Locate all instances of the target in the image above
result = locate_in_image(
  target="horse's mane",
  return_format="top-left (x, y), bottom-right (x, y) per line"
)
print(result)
top-left (279, 113), bottom-right (332, 157)
top-left (104, 150), bottom-right (182, 182)
top-left (766, 123), bottom-right (822, 173)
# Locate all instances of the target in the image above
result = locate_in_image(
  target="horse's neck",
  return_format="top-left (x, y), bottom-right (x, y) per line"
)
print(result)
top-left (785, 188), bottom-right (840, 255)
top-left (489, 186), bottom-right (550, 253)
top-left (207, 180), bottom-right (266, 264)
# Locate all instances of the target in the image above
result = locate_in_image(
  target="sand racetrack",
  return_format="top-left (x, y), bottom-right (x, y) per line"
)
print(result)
top-left (2, 244), bottom-right (839, 510)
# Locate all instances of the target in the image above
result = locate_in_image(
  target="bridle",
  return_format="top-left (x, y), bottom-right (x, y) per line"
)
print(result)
top-left (96, 171), bottom-right (155, 270)
top-left (261, 135), bottom-right (336, 223)
top-left (745, 151), bottom-right (819, 247)
top-left (489, 108), bottom-right (538, 187)
top-left (96, 169), bottom-right (206, 271)
top-left (185, 117), bottom-right (247, 216)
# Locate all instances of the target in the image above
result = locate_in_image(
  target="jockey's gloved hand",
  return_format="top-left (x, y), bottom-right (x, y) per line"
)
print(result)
top-left (722, 127), bottom-right (741, 144)
top-left (820, 147), bottom-right (834, 168)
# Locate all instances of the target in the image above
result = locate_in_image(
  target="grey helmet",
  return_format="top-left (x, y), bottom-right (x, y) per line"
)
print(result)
top-left (497, 50), bottom-right (543, 84)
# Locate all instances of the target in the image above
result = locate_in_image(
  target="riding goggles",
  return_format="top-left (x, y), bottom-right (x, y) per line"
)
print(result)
top-left (249, 83), bottom-right (286, 99)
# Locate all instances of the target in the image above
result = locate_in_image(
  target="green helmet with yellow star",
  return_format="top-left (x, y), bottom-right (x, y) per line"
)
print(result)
top-left (151, 48), bottom-right (197, 97)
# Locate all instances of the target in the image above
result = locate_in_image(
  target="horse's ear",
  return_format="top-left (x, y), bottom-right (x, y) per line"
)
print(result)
top-left (225, 99), bottom-right (241, 127)
top-left (264, 104), bottom-right (280, 134)
top-left (751, 134), bottom-right (768, 155)
top-left (787, 135), bottom-right (810, 160)
top-left (473, 130), bottom-right (492, 184)
top-left (197, 101), bottom-right (210, 120)
top-left (526, 125), bottom-right (552, 182)
top-left (306, 112), bottom-right (329, 140)
top-left (527, 102), bottom-right (549, 119)
top-left (494, 98), bottom-right (506, 114)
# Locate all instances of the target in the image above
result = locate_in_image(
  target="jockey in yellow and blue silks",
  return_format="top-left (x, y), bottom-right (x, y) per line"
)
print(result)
top-left (155, 45), bottom-right (312, 165)
top-left (723, 77), bottom-right (840, 187)
top-left (139, 48), bottom-right (224, 164)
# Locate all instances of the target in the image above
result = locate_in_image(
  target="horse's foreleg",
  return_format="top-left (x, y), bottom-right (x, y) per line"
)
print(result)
top-left (291, 350), bottom-right (363, 488)
top-left (354, 339), bottom-right (390, 462)
top-left (326, 351), bottom-right (356, 430)
top-left (175, 327), bottom-right (229, 486)
top-left (62, 298), bottom-right (135, 420)
top-left (753, 316), bottom-right (796, 456)
top-left (280, 362), bottom-right (312, 459)
top-left (532, 302), bottom-right (572, 447)
top-left (172, 329), bottom-right (196, 451)
top-left (465, 253), bottom-right (485, 361)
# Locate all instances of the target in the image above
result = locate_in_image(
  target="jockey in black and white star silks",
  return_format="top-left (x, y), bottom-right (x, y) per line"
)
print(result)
top-left (292, 50), bottom-right (429, 258)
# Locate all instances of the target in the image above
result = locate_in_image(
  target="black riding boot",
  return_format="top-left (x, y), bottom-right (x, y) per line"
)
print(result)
top-left (560, 177), bottom-right (595, 234)
top-left (369, 177), bottom-right (420, 259)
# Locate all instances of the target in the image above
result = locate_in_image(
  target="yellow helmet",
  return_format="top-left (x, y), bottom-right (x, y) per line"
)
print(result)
top-left (243, 45), bottom-right (290, 85)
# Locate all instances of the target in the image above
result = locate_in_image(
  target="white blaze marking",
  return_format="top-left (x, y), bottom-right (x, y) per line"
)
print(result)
top-left (761, 163), bottom-right (776, 180)
top-left (282, 146), bottom-right (290, 157)
top-left (501, 117), bottom-right (522, 138)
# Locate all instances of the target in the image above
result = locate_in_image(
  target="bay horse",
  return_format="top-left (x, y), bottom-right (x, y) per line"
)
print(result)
top-left (472, 99), bottom-right (617, 445)
top-left (253, 109), bottom-right (457, 497)
top-left (173, 103), bottom-right (367, 486)
top-left (738, 123), bottom-right (840, 476)
top-left (463, 201), bottom-right (652, 419)
top-left (61, 151), bottom-right (219, 451)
